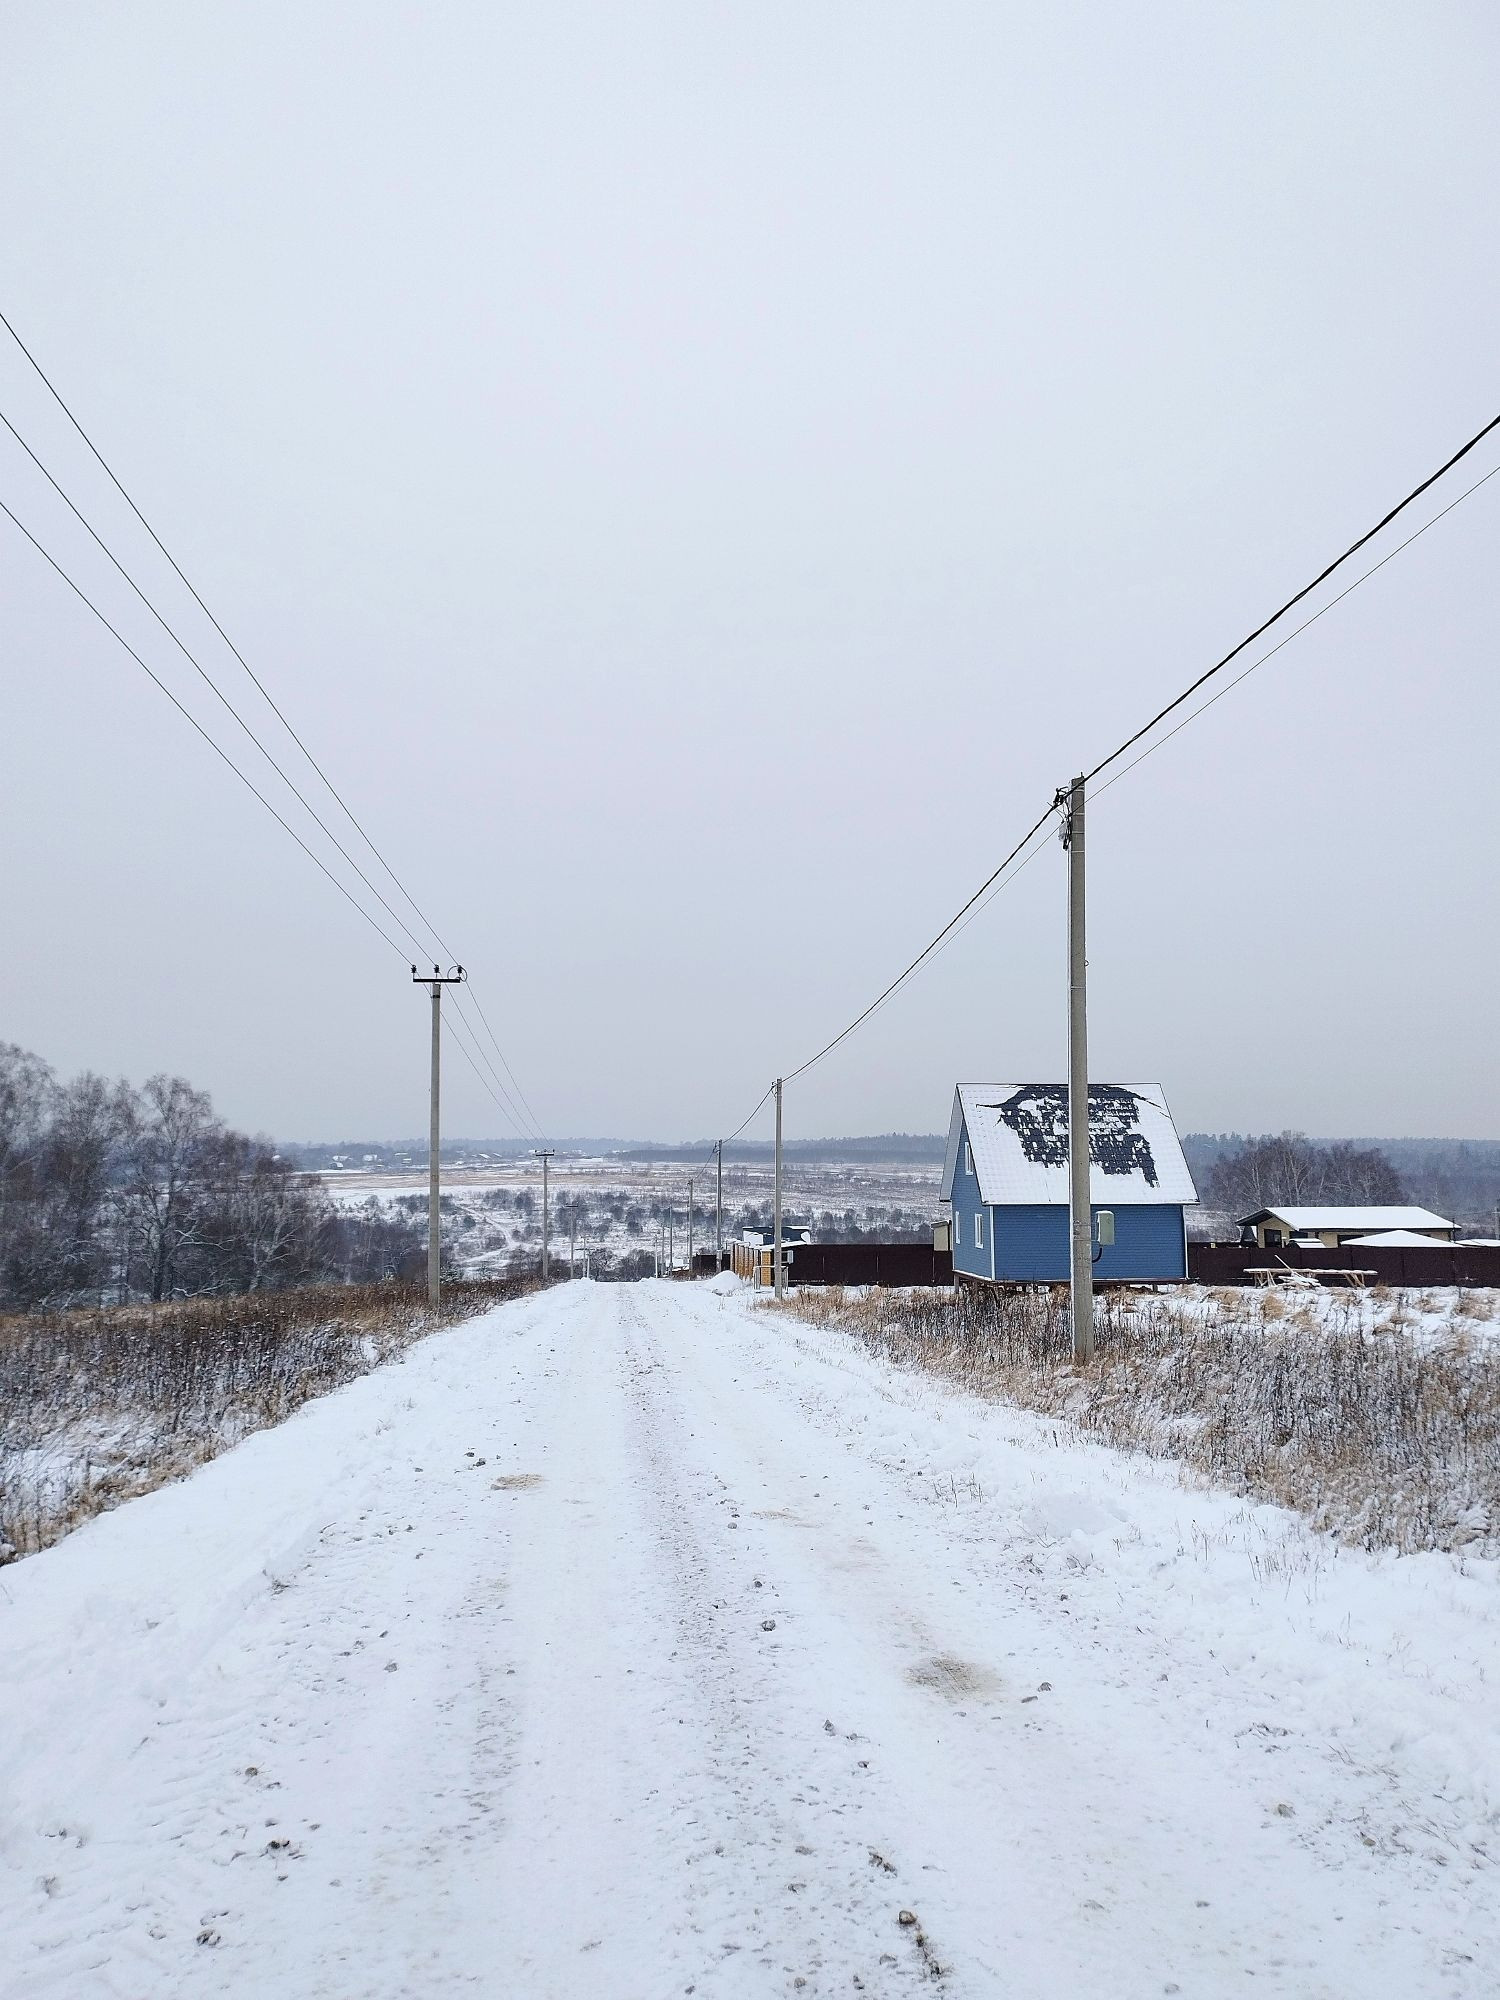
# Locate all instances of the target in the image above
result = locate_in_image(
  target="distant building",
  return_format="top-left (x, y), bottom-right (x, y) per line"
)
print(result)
top-left (941, 1083), bottom-right (1196, 1283)
top-left (1236, 1207), bottom-right (1455, 1250)
top-left (733, 1220), bottom-right (813, 1286)
top-left (738, 1221), bottom-right (813, 1248)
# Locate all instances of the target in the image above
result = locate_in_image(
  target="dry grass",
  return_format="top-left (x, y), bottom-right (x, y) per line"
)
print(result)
top-left (777, 1284), bottom-right (1500, 1556)
top-left (0, 1275), bottom-right (543, 1559)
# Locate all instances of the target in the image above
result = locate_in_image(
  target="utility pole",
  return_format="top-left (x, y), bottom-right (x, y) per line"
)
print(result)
top-left (569, 1209), bottom-right (576, 1281)
top-left (1058, 776), bottom-right (1093, 1364)
top-left (668, 1199), bottom-right (674, 1277)
top-left (412, 963), bottom-right (465, 1309)
top-left (773, 1077), bottom-right (785, 1298)
top-left (715, 1138), bottom-right (723, 1271)
top-left (534, 1149), bottom-right (555, 1280)
top-left (687, 1177), bottom-right (694, 1279)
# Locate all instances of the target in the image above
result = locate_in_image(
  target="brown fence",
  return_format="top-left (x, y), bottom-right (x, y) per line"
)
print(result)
top-left (768, 1242), bottom-right (953, 1288)
top-left (1188, 1240), bottom-right (1500, 1288)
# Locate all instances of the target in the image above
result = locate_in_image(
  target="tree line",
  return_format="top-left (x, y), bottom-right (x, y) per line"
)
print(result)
top-left (1196, 1131), bottom-right (1406, 1215)
top-left (0, 1043), bottom-right (426, 1312)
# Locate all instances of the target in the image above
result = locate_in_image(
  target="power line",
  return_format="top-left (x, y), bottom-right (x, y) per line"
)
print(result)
top-left (736, 404), bottom-right (1500, 1112)
top-left (1083, 407), bottom-right (1500, 787)
top-left (0, 306), bottom-right (460, 967)
top-left (447, 989), bottom-right (542, 1140)
top-left (0, 312), bottom-right (545, 1135)
top-left (464, 987), bottom-right (546, 1140)
top-left (1, 401), bottom-right (442, 967)
top-left (1, 497), bottom-right (410, 961)
top-left (722, 1084), bottom-right (776, 1146)
top-left (783, 801), bottom-right (1061, 1082)
top-left (443, 1002), bottom-right (533, 1140)
top-left (1091, 459), bottom-right (1500, 805)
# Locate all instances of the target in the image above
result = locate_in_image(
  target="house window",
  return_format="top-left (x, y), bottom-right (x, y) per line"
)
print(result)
top-left (964, 1143), bottom-right (973, 1178)
top-left (974, 1211), bottom-right (985, 1249)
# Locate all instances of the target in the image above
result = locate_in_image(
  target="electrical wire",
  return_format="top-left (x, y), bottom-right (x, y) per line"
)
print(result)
top-left (1, 402), bottom-right (444, 967)
top-left (1091, 459), bottom-right (1500, 806)
top-left (722, 1084), bottom-right (776, 1146)
top-left (447, 989), bottom-right (541, 1140)
top-left (737, 406), bottom-right (1500, 1114)
top-left (0, 312), bottom-right (545, 1137)
top-left (782, 801), bottom-right (1060, 1082)
top-left (0, 306), bottom-right (461, 964)
top-left (443, 1002), bottom-right (532, 1140)
top-left (464, 987), bottom-right (546, 1140)
top-left (1, 496), bottom-right (410, 961)
top-left (1083, 407), bottom-right (1500, 787)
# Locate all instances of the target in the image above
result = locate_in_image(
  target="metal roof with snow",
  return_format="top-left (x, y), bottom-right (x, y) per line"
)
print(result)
top-left (1237, 1206), bottom-right (1454, 1234)
top-left (1341, 1228), bottom-right (1454, 1247)
top-left (941, 1083), bottom-right (1197, 1207)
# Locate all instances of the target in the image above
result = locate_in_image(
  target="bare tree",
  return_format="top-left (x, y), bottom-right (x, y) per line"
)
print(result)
top-left (117, 1076), bottom-right (221, 1301)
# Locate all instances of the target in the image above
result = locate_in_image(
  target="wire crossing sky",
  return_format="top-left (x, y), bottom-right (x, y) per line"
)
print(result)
top-left (2, 2), bottom-right (1498, 1142)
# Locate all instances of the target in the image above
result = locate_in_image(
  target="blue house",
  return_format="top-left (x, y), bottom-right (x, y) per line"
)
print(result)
top-left (941, 1083), bottom-right (1196, 1284)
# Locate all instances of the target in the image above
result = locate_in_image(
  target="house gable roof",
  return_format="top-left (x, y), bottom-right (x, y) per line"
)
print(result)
top-left (942, 1083), bottom-right (1197, 1207)
top-left (1238, 1205), bottom-right (1454, 1233)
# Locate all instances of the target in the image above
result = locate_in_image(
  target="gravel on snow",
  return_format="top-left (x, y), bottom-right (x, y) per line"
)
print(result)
top-left (2, 1278), bottom-right (1496, 1997)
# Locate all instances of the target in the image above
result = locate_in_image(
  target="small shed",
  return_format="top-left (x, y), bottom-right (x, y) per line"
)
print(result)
top-left (1236, 1206), bottom-right (1455, 1250)
top-left (731, 1221), bottom-right (812, 1286)
top-left (941, 1083), bottom-right (1197, 1284)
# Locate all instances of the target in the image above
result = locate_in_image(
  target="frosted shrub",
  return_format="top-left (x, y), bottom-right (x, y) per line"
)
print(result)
top-left (779, 1284), bottom-right (1500, 1557)
top-left (0, 1275), bottom-right (541, 1557)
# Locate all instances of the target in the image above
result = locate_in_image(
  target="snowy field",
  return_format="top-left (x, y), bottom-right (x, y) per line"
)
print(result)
top-left (3, 1277), bottom-right (1497, 1997)
top-left (317, 1154), bottom-right (944, 1272)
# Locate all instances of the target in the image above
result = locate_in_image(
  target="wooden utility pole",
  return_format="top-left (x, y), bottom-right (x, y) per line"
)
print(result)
top-left (773, 1077), bottom-right (785, 1298)
top-left (534, 1149), bottom-right (555, 1280)
top-left (1060, 777), bottom-right (1094, 1364)
top-left (715, 1138), bottom-right (723, 1271)
top-left (412, 963), bottom-right (465, 1309)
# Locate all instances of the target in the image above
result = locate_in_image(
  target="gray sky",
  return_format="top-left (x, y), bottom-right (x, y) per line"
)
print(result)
top-left (3, 3), bottom-right (1497, 1145)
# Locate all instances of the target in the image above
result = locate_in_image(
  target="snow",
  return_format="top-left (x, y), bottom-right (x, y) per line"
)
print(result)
top-left (1343, 1228), bottom-right (1455, 1246)
top-left (942, 1082), bottom-right (1198, 1206)
top-left (1249, 1206), bottom-right (1456, 1234)
top-left (3, 1277), bottom-right (1497, 1996)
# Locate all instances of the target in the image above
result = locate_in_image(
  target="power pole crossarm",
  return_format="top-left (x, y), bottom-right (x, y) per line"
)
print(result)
top-left (411, 963), bottom-right (466, 1310)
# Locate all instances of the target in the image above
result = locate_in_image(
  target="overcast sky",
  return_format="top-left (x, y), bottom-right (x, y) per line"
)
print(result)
top-left (2, 3), bottom-right (1497, 1145)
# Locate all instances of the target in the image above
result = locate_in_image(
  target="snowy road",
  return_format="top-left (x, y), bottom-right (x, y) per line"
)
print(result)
top-left (4, 1279), bottom-right (1497, 1997)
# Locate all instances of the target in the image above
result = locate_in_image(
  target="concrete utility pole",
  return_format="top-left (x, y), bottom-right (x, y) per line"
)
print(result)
top-left (534, 1149), bottom-right (555, 1280)
top-left (687, 1177), bottom-right (694, 1279)
top-left (715, 1138), bottom-right (723, 1271)
top-left (667, 1198), bottom-right (674, 1276)
top-left (411, 963), bottom-right (465, 1309)
top-left (1059, 776), bottom-right (1094, 1364)
top-left (773, 1077), bottom-right (785, 1298)
top-left (569, 1210), bottom-right (576, 1281)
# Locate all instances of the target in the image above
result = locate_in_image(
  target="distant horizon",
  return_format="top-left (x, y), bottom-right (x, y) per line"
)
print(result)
top-left (287, 1129), bottom-right (1500, 1154)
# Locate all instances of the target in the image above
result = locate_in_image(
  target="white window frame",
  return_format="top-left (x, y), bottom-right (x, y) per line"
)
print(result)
top-left (964, 1142), bottom-right (973, 1178)
top-left (974, 1210), bottom-right (985, 1249)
